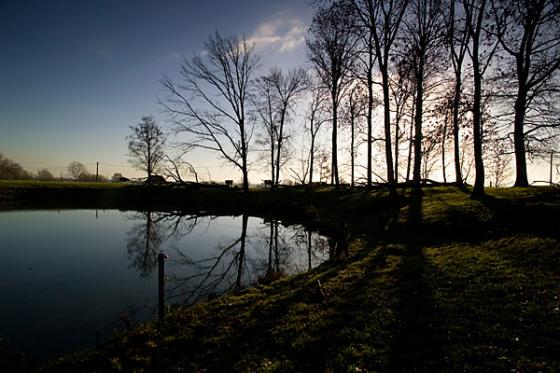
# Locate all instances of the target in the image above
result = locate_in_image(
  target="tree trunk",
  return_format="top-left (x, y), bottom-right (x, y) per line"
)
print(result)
top-left (406, 96), bottom-right (416, 183)
top-left (471, 60), bottom-right (485, 198)
top-left (309, 133), bottom-right (316, 186)
top-left (442, 111), bottom-right (448, 184)
top-left (270, 136), bottom-right (275, 187)
top-left (275, 110), bottom-right (286, 188)
top-left (147, 142), bottom-right (152, 179)
top-left (367, 50), bottom-right (374, 188)
top-left (240, 118), bottom-right (249, 192)
top-left (242, 160), bottom-right (249, 192)
top-left (351, 115), bottom-right (355, 188)
top-left (382, 70), bottom-right (396, 195)
top-left (395, 117), bottom-right (400, 185)
top-left (513, 86), bottom-right (529, 186)
top-left (413, 64), bottom-right (424, 195)
top-left (332, 89), bottom-right (339, 187)
top-left (452, 70), bottom-right (464, 187)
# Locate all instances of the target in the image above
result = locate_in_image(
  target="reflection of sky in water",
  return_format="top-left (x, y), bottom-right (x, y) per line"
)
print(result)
top-left (0, 210), bottom-right (329, 367)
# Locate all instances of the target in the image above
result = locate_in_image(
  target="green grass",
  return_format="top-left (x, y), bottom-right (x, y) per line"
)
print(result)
top-left (8, 185), bottom-right (559, 372)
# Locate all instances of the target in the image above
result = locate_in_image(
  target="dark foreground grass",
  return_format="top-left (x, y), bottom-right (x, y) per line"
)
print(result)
top-left (10, 185), bottom-right (560, 372)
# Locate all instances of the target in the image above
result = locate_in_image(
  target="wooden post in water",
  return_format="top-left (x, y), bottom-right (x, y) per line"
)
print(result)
top-left (158, 252), bottom-right (166, 321)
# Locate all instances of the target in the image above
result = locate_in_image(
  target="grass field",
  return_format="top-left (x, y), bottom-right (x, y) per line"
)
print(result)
top-left (2, 183), bottom-right (558, 372)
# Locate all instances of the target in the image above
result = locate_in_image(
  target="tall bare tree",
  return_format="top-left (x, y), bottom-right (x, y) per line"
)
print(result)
top-left (341, 82), bottom-right (367, 186)
top-left (255, 75), bottom-right (278, 185)
top-left (127, 115), bottom-right (166, 181)
top-left (347, 0), bottom-right (379, 187)
top-left (358, 0), bottom-right (409, 195)
top-left (491, 0), bottom-right (560, 186)
top-left (306, 84), bottom-right (330, 185)
top-left (256, 67), bottom-right (309, 187)
top-left (160, 32), bottom-right (260, 192)
top-left (389, 58), bottom-right (415, 183)
top-left (446, 0), bottom-right (470, 187)
top-left (307, 1), bottom-right (359, 187)
top-left (401, 0), bottom-right (447, 194)
top-left (463, 0), bottom-right (497, 197)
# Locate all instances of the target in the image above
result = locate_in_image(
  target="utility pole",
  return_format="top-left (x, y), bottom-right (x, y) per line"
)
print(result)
top-left (96, 162), bottom-right (99, 182)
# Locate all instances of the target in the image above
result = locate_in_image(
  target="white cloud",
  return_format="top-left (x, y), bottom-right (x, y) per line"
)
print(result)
top-left (248, 17), bottom-right (307, 53)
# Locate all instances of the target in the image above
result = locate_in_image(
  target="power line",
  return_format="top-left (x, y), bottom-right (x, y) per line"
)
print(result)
top-left (99, 162), bottom-right (130, 168)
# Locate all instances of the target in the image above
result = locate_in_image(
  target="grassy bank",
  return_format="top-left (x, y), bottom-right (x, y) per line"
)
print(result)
top-left (0, 180), bottom-right (349, 217)
top-left (2, 182), bottom-right (559, 372)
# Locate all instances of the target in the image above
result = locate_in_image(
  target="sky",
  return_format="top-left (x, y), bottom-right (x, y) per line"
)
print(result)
top-left (0, 0), bottom-right (314, 181)
top-left (0, 0), bottom-right (556, 185)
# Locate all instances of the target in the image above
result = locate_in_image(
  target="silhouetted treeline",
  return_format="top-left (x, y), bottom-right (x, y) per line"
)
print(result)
top-left (158, 0), bottom-right (559, 196)
top-left (0, 154), bottom-right (110, 182)
top-left (0, 153), bottom-right (34, 180)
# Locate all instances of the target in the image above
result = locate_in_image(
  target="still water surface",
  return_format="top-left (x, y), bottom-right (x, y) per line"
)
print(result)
top-left (0, 209), bottom-right (329, 367)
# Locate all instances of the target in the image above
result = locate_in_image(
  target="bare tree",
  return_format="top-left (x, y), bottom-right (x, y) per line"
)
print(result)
top-left (306, 84), bottom-right (330, 185)
top-left (361, 0), bottom-right (410, 195)
top-left (307, 1), bottom-right (359, 187)
top-left (269, 68), bottom-right (309, 187)
top-left (421, 126), bottom-right (442, 179)
top-left (161, 32), bottom-right (260, 192)
top-left (347, 0), bottom-right (379, 187)
top-left (290, 147), bottom-right (311, 185)
top-left (67, 161), bottom-right (88, 181)
top-left (127, 115), bottom-right (166, 181)
top-left (485, 132), bottom-right (512, 187)
top-left (164, 154), bottom-right (199, 184)
top-left (341, 82), bottom-right (368, 186)
top-left (463, 0), bottom-right (498, 198)
top-left (491, 0), bottom-right (560, 186)
top-left (255, 67), bottom-right (309, 187)
top-left (389, 59), bottom-right (415, 184)
top-left (433, 92), bottom-right (455, 183)
top-left (254, 75), bottom-right (278, 185)
top-left (446, 0), bottom-right (470, 187)
top-left (400, 0), bottom-right (447, 193)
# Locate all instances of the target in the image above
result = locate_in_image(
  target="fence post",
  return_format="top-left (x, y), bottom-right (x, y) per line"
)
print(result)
top-left (158, 252), bottom-right (167, 321)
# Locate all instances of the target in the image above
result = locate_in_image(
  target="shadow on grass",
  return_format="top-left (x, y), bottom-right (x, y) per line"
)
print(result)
top-left (388, 193), bottom-right (445, 372)
top-left (476, 193), bottom-right (560, 239)
top-left (37, 187), bottom-right (560, 372)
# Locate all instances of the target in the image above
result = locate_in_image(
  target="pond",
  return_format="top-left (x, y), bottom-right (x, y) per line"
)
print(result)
top-left (0, 209), bottom-right (331, 368)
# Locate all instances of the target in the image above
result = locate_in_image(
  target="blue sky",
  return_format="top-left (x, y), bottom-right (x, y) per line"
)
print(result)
top-left (0, 0), bottom-right (313, 180)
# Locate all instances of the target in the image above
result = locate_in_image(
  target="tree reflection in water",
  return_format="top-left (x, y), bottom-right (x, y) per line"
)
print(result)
top-left (125, 211), bottom-right (330, 305)
top-left (125, 211), bottom-right (199, 277)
